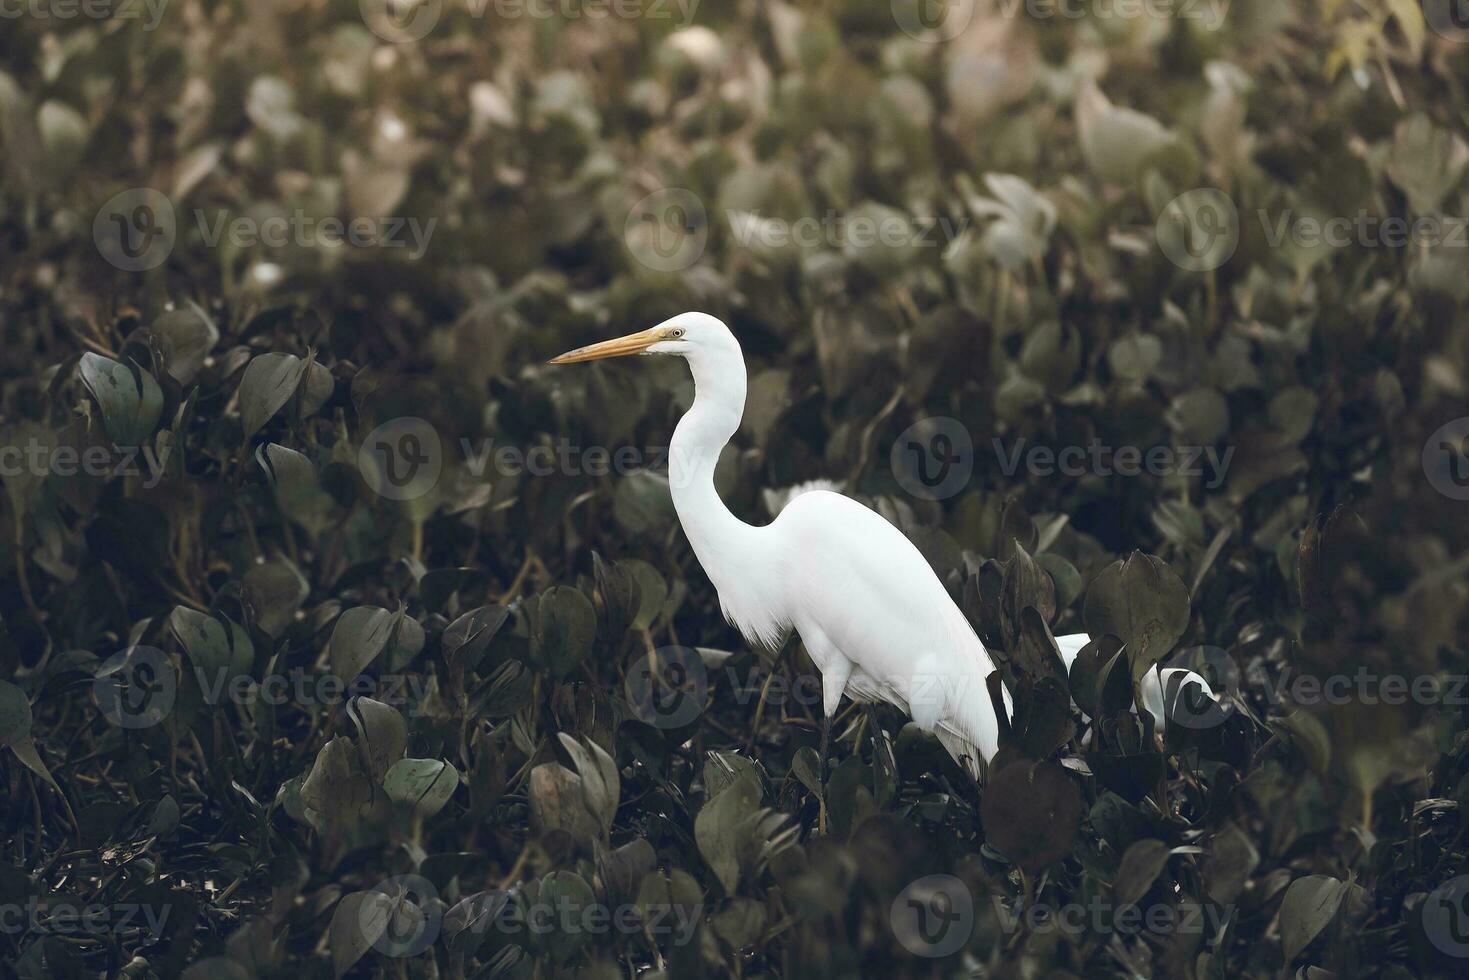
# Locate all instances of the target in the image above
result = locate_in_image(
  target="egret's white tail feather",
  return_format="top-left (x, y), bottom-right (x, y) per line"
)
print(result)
top-left (861, 630), bottom-right (1221, 781)
top-left (1057, 632), bottom-right (1218, 731)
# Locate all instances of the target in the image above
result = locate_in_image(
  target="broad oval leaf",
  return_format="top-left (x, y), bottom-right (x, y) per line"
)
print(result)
top-left (330, 606), bottom-right (394, 681)
top-left (383, 758), bottom-right (460, 819)
top-left (78, 353), bottom-right (164, 447)
top-left (1279, 874), bottom-right (1347, 963)
top-left (238, 352), bottom-right (307, 439)
top-left (329, 889), bottom-right (394, 978)
top-left (1083, 552), bottom-right (1191, 679)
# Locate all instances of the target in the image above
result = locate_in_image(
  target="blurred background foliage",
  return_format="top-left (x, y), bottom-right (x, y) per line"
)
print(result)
top-left (1, 0), bottom-right (1468, 977)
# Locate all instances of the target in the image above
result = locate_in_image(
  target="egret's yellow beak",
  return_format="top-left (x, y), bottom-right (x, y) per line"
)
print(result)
top-left (548, 327), bottom-right (663, 364)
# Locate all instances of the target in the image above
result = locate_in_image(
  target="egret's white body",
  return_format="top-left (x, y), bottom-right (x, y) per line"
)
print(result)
top-left (552, 313), bottom-right (1213, 778)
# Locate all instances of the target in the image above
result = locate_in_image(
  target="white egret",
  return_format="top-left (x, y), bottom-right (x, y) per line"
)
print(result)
top-left (550, 313), bottom-right (1214, 780)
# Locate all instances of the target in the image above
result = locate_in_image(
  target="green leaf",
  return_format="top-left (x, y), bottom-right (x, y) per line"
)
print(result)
top-left (329, 890), bottom-right (393, 978)
top-left (694, 769), bottom-right (761, 894)
top-left (1113, 838), bottom-right (1171, 906)
top-left (78, 353), bottom-right (164, 447)
top-left (330, 606), bottom-right (394, 681)
top-left (0, 681), bottom-right (32, 750)
top-left (256, 443), bottom-right (335, 533)
top-left (980, 761), bottom-right (1082, 872)
top-left (613, 470), bottom-right (676, 533)
top-left (168, 607), bottom-right (253, 704)
top-left (532, 871), bottom-right (596, 961)
top-left (1279, 874), bottom-right (1347, 963)
top-left (150, 303), bottom-right (219, 385)
top-left (10, 737), bottom-right (62, 796)
top-left (37, 100), bottom-right (88, 175)
top-left (1387, 113), bottom-right (1468, 215)
top-left (528, 760), bottom-right (603, 844)
top-left (347, 697), bottom-right (407, 785)
top-left (383, 758), bottom-right (459, 819)
top-left (300, 736), bottom-right (375, 824)
top-left (529, 586), bottom-right (596, 680)
top-left (558, 733), bottom-right (620, 840)
top-left (238, 352), bottom-right (308, 439)
top-left (1083, 552), bottom-right (1192, 680)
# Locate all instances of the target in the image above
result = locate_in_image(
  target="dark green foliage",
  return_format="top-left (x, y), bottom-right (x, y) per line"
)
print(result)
top-left (1, 2), bottom-right (1467, 978)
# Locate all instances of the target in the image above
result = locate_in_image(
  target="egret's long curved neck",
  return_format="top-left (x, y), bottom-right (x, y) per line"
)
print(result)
top-left (669, 344), bottom-right (759, 576)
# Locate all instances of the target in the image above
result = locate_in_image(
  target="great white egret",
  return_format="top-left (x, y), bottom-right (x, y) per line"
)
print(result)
top-left (550, 312), bottom-right (1214, 780)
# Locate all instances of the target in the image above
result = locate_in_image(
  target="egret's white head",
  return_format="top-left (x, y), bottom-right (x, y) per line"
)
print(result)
top-left (548, 312), bottom-right (734, 365)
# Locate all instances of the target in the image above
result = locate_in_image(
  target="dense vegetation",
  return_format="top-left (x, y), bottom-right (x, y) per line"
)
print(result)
top-left (1, 1), bottom-right (1467, 976)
